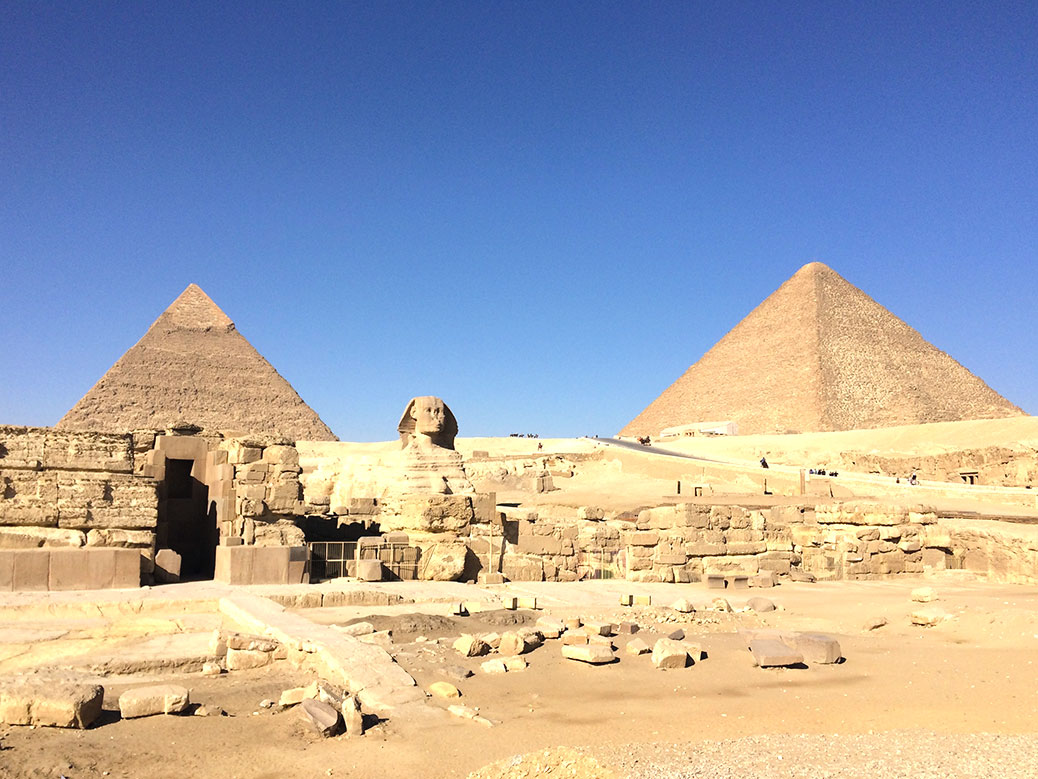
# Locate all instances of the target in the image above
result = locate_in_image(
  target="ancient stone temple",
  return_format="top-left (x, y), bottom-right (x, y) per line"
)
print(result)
top-left (57, 284), bottom-right (336, 442)
top-left (621, 262), bottom-right (1024, 437)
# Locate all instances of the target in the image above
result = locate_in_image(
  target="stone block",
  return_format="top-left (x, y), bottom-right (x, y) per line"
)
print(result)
top-left (747, 597), bottom-right (776, 612)
top-left (154, 548), bottom-right (182, 584)
top-left (118, 684), bottom-right (190, 718)
top-left (629, 531), bottom-right (659, 547)
top-left (561, 644), bottom-right (615, 664)
top-left (582, 620), bottom-right (613, 637)
top-left (298, 698), bottom-right (342, 737)
top-left (750, 639), bottom-right (804, 668)
top-left (341, 695), bottom-right (365, 736)
top-left (794, 633), bottom-right (842, 664)
top-left (225, 647), bottom-right (273, 670)
top-left (0, 678), bottom-right (104, 728)
top-left (480, 658), bottom-right (508, 674)
top-left (0, 549), bottom-right (50, 591)
top-left (625, 637), bottom-right (651, 655)
top-left (453, 635), bottom-right (489, 657)
top-left (428, 681), bottom-right (461, 699)
top-left (617, 621), bottom-right (639, 634)
top-left (498, 631), bottom-right (528, 656)
top-left (651, 638), bottom-right (689, 669)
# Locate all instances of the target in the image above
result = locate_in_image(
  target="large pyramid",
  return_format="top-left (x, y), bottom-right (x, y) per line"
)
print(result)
top-left (621, 262), bottom-right (1024, 437)
top-left (57, 284), bottom-right (337, 441)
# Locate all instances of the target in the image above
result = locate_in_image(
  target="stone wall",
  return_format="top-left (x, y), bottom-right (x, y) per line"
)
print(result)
top-left (838, 446), bottom-right (1038, 488)
top-left (0, 426), bottom-right (158, 590)
top-left (480, 500), bottom-right (1038, 586)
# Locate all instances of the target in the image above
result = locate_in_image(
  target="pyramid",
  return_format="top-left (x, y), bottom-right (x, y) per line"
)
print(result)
top-left (57, 284), bottom-right (338, 441)
top-left (620, 262), bottom-right (1024, 437)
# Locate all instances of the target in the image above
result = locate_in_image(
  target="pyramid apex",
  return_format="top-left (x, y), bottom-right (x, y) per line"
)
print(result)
top-left (794, 261), bottom-right (835, 277)
top-left (162, 284), bottom-right (234, 332)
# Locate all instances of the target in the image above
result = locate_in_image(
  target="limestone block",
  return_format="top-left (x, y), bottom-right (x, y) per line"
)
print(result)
top-left (225, 648), bottom-right (273, 670)
top-left (428, 681), bottom-right (461, 699)
top-left (265, 481), bottom-right (301, 513)
top-left (536, 617), bottom-right (566, 639)
top-left (625, 637), bottom-right (651, 655)
top-left (341, 695), bottom-right (364, 736)
top-left (298, 698), bottom-right (342, 737)
top-left (651, 638), bottom-right (689, 669)
top-left (685, 542), bottom-right (727, 557)
top-left (0, 678), bottom-right (104, 728)
top-left (118, 684), bottom-right (190, 718)
top-left (0, 526), bottom-right (85, 548)
top-left (582, 620), bottom-right (613, 637)
top-left (629, 531), bottom-right (659, 547)
top-left (561, 644), bottom-right (615, 664)
top-left (702, 555), bottom-right (759, 575)
top-left (355, 558), bottom-right (383, 582)
top-left (453, 635), bottom-right (489, 657)
top-left (794, 633), bottom-right (842, 664)
top-left (728, 510), bottom-right (752, 529)
top-left (911, 586), bottom-right (937, 603)
top-left (749, 639), bottom-right (804, 668)
top-left (498, 631), bottom-right (528, 656)
top-left (262, 445), bottom-right (299, 469)
top-left (562, 633), bottom-right (588, 646)
top-left (665, 628), bottom-right (685, 641)
top-left (910, 607), bottom-right (951, 627)
top-left (279, 686), bottom-right (308, 707)
top-left (577, 506), bottom-right (605, 521)
top-left (383, 495), bottom-right (474, 534)
top-left (747, 597), bottom-right (776, 612)
top-left (480, 659), bottom-right (508, 674)
top-left (727, 541), bottom-right (767, 555)
top-left (85, 528), bottom-right (154, 548)
top-left (670, 598), bottom-right (695, 614)
top-left (504, 656), bottom-right (527, 671)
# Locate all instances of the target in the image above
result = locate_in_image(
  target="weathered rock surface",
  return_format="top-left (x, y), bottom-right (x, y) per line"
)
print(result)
top-left (651, 638), bottom-right (689, 669)
top-left (118, 684), bottom-right (190, 718)
top-left (298, 698), bottom-right (341, 737)
top-left (418, 540), bottom-right (469, 581)
top-left (0, 678), bottom-right (104, 728)
top-left (561, 644), bottom-right (615, 664)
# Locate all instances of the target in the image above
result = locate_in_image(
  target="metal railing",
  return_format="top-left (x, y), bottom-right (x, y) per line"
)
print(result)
top-left (308, 540), bottom-right (420, 582)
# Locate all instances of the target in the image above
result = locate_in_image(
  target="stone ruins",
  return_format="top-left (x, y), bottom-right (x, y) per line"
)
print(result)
top-left (0, 272), bottom-right (1035, 777)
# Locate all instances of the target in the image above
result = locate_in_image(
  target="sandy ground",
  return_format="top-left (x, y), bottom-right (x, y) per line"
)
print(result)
top-left (2, 576), bottom-right (1037, 778)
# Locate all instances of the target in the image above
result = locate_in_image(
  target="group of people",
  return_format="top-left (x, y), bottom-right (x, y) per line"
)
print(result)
top-left (508, 432), bottom-right (540, 438)
top-left (896, 472), bottom-right (920, 485)
top-left (808, 467), bottom-right (839, 477)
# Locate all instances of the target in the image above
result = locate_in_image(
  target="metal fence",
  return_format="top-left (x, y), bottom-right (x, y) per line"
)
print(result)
top-left (580, 548), bottom-right (618, 580)
top-left (308, 540), bottom-right (420, 582)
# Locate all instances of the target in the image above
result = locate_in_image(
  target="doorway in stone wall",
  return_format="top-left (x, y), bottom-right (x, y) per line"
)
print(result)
top-left (159, 458), bottom-right (218, 579)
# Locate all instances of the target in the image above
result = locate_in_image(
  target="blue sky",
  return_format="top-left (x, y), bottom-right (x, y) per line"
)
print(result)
top-left (2, 2), bottom-right (1036, 440)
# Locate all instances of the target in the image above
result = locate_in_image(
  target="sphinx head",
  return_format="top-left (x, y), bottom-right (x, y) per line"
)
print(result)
top-left (398, 396), bottom-right (458, 450)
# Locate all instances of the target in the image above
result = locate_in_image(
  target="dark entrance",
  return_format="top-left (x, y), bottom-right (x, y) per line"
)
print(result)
top-left (158, 458), bottom-right (218, 579)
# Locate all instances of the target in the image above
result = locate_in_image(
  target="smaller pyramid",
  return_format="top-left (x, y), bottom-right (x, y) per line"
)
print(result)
top-left (621, 262), bottom-right (1024, 437)
top-left (57, 284), bottom-right (337, 441)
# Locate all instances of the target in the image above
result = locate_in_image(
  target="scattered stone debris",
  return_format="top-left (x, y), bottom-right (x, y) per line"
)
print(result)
top-left (467, 746), bottom-right (618, 779)
top-left (863, 616), bottom-right (888, 631)
top-left (448, 704), bottom-right (494, 727)
top-left (442, 665), bottom-right (474, 682)
top-left (118, 684), bottom-right (190, 719)
top-left (711, 598), bottom-right (732, 612)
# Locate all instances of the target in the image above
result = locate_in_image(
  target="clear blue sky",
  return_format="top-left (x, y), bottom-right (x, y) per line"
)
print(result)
top-left (2, 2), bottom-right (1036, 440)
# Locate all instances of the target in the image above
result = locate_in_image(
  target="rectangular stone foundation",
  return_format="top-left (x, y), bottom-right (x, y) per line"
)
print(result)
top-left (214, 545), bottom-right (309, 585)
top-left (0, 548), bottom-right (140, 591)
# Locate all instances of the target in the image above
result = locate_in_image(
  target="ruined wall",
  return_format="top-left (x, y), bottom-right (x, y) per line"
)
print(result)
top-left (483, 500), bottom-right (1038, 585)
top-left (0, 426), bottom-right (157, 590)
top-left (838, 446), bottom-right (1038, 488)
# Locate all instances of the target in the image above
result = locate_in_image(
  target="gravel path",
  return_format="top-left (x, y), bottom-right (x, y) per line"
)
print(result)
top-left (596, 731), bottom-right (1038, 778)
